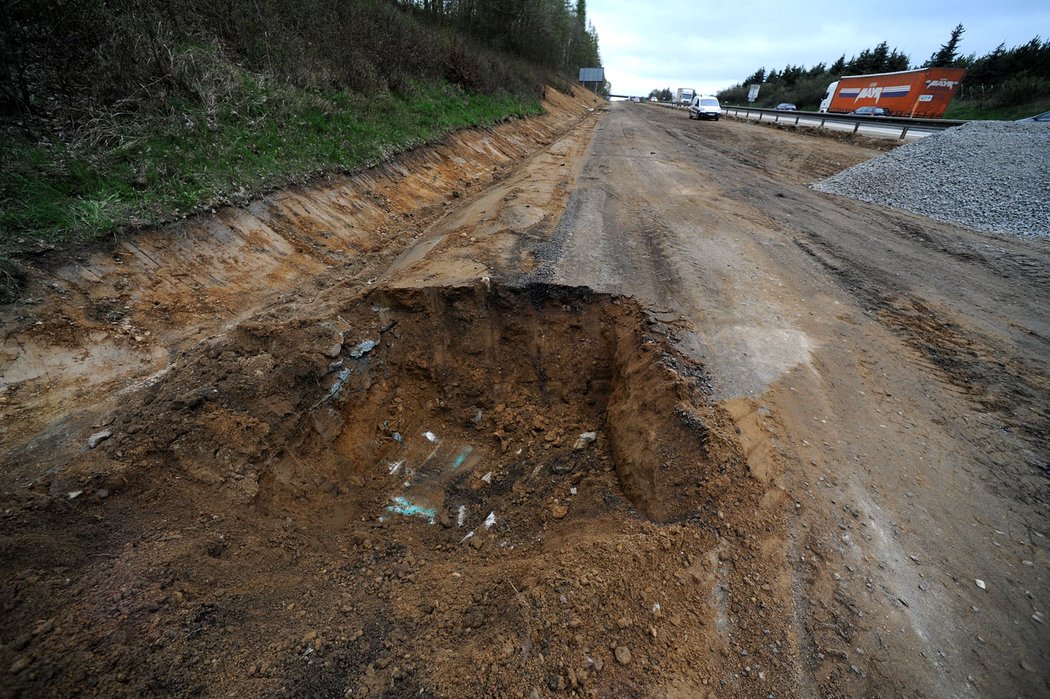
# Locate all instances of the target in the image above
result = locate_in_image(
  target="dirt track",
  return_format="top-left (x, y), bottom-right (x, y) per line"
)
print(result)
top-left (1, 94), bottom-right (1048, 697)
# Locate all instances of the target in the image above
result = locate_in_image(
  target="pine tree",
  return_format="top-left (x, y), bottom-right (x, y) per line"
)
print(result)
top-left (927, 24), bottom-right (965, 67)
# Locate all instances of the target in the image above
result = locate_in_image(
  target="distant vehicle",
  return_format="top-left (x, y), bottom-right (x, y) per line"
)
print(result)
top-left (676, 88), bottom-right (696, 105)
top-left (688, 95), bottom-right (721, 121)
top-left (630, 96), bottom-right (641, 103)
top-left (850, 106), bottom-right (891, 117)
top-left (774, 103), bottom-right (797, 111)
top-left (649, 96), bottom-right (657, 102)
top-left (1016, 111), bottom-right (1050, 123)
top-left (818, 67), bottom-right (966, 118)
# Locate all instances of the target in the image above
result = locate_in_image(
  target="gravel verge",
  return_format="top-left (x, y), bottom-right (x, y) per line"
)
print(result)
top-left (813, 121), bottom-right (1050, 238)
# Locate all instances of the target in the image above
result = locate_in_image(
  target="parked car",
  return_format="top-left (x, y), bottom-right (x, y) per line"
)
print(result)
top-left (850, 106), bottom-right (890, 117)
top-left (688, 95), bottom-right (721, 121)
top-left (774, 103), bottom-right (797, 111)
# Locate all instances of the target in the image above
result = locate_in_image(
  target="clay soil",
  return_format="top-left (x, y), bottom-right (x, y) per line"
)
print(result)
top-left (1, 93), bottom-right (1048, 698)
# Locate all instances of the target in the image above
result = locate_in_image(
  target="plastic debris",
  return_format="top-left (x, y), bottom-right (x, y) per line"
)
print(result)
top-left (393, 432), bottom-right (403, 443)
top-left (456, 505), bottom-right (467, 527)
top-left (325, 368), bottom-right (352, 400)
top-left (975, 579), bottom-right (986, 590)
top-left (385, 496), bottom-right (436, 524)
top-left (460, 530), bottom-right (475, 544)
top-left (424, 431), bottom-right (439, 443)
top-left (451, 446), bottom-right (474, 468)
top-left (483, 512), bottom-right (497, 529)
top-left (67, 490), bottom-right (83, 500)
top-left (573, 431), bottom-right (597, 450)
top-left (349, 339), bottom-right (378, 359)
top-left (87, 430), bottom-right (112, 449)
top-left (480, 471), bottom-right (493, 484)
top-left (388, 461), bottom-right (404, 475)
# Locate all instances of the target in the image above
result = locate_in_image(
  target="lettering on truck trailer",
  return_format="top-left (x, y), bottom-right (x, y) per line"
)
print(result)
top-left (838, 84), bottom-right (910, 103)
top-left (925, 79), bottom-right (958, 89)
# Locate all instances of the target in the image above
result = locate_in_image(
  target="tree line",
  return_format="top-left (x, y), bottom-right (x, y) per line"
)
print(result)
top-left (718, 26), bottom-right (1050, 111)
top-left (0, 0), bottom-right (603, 122)
top-left (397, 0), bottom-right (601, 79)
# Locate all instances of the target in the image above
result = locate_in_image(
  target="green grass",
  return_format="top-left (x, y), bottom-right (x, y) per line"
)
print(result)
top-left (0, 79), bottom-right (541, 260)
top-left (943, 99), bottom-right (1050, 121)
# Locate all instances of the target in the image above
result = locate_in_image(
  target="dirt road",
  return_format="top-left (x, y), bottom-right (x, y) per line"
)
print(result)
top-left (1, 95), bottom-right (1047, 697)
top-left (535, 103), bottom-right (1050, 696)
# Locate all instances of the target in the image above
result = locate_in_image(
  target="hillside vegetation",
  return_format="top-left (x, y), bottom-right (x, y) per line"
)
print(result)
top-left (718, 28), bottom-right (1050, 119)
top-left (0, 0), bottom-right (602, 299)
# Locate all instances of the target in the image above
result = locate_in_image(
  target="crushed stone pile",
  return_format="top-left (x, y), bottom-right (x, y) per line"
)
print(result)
top-left (813, 121), bottom-right (1050, 238)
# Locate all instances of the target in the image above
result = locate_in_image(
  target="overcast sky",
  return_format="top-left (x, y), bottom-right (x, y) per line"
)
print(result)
top-left (587, 0), bottom-right (1050, 96)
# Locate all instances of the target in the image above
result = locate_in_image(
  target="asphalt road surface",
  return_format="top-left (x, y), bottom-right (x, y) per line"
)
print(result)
top-left (721, 106), bottom-right (941, 140)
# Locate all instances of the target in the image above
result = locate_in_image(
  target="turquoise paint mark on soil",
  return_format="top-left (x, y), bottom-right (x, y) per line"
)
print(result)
top-left (385, 496), bottom-right (436, 524)
top-left (451, 446), bottom-right (474, 469)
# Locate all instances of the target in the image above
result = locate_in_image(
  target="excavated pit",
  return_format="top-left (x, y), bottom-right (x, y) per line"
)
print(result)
top-left (102, 282), bottom-right (747, 529)
top-left (1, 282), bottom-right (763, 551)
top-left (2, 284), bottom-right (772, 698)
top-left (284, 283), bottom-right (740, 530)
top-left (256, 281), bottom-right (747, 524)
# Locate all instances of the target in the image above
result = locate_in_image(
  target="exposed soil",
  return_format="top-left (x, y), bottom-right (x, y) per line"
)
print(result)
top-left (2, 282), bottom-right (793, 697)
top-left (2, 96), bottom-right (1048, 698)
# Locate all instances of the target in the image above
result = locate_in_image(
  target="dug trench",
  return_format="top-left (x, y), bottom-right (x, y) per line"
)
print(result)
top-left (1, 283), bottom-right (795, 697)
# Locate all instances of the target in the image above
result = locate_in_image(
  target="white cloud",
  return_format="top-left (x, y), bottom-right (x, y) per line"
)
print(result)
top-left (588, 0), bottom-right (1050, 96)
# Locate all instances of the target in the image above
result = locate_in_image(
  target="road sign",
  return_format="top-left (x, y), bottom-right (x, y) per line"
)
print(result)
top-left (579, 68), bottom-right (605, 83)
top-left (748, 84), bottom-right (761, 103)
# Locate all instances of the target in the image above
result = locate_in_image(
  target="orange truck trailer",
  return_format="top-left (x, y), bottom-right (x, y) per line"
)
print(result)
top-left (818, 67), bottom-right (967, 118)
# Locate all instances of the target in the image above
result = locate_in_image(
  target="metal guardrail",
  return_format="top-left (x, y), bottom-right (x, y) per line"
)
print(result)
top-left (721, 105), bottom-right (967, 140)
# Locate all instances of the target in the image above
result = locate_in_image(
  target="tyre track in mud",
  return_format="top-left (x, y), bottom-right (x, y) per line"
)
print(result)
top-left (792, 235), bottom-right (1050, 503)
top-left (531, 102), bottom-right (1050, 698)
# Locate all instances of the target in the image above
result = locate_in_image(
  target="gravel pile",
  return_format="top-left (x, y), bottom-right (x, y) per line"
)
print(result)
top-left (813, 121), bottom-right (1050, 238)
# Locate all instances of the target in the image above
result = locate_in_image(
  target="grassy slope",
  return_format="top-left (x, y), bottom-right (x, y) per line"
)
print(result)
top-left (1, 79), bottom-right (540, 262)
top-left (943, 98), bottom-right (1050, 120)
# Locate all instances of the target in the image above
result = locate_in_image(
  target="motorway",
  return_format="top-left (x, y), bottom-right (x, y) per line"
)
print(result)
top-left (642, 100), bottom-right (952, 140)
top-left (721, 106), bottom-right (947, 140)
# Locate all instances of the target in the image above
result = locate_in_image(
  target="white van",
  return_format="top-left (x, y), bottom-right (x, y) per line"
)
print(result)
top-left (688, 95), bottom-right (721, 121)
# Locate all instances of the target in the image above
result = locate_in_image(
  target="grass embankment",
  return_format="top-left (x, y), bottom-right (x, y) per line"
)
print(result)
top-left (1, 79), bottom-right (539, 269)
top-left (943, 99), bottom-right (1050, 120)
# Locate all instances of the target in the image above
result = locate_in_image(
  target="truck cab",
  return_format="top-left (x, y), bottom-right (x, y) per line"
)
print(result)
top-left (819, 81), bottom-right (838, 112)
